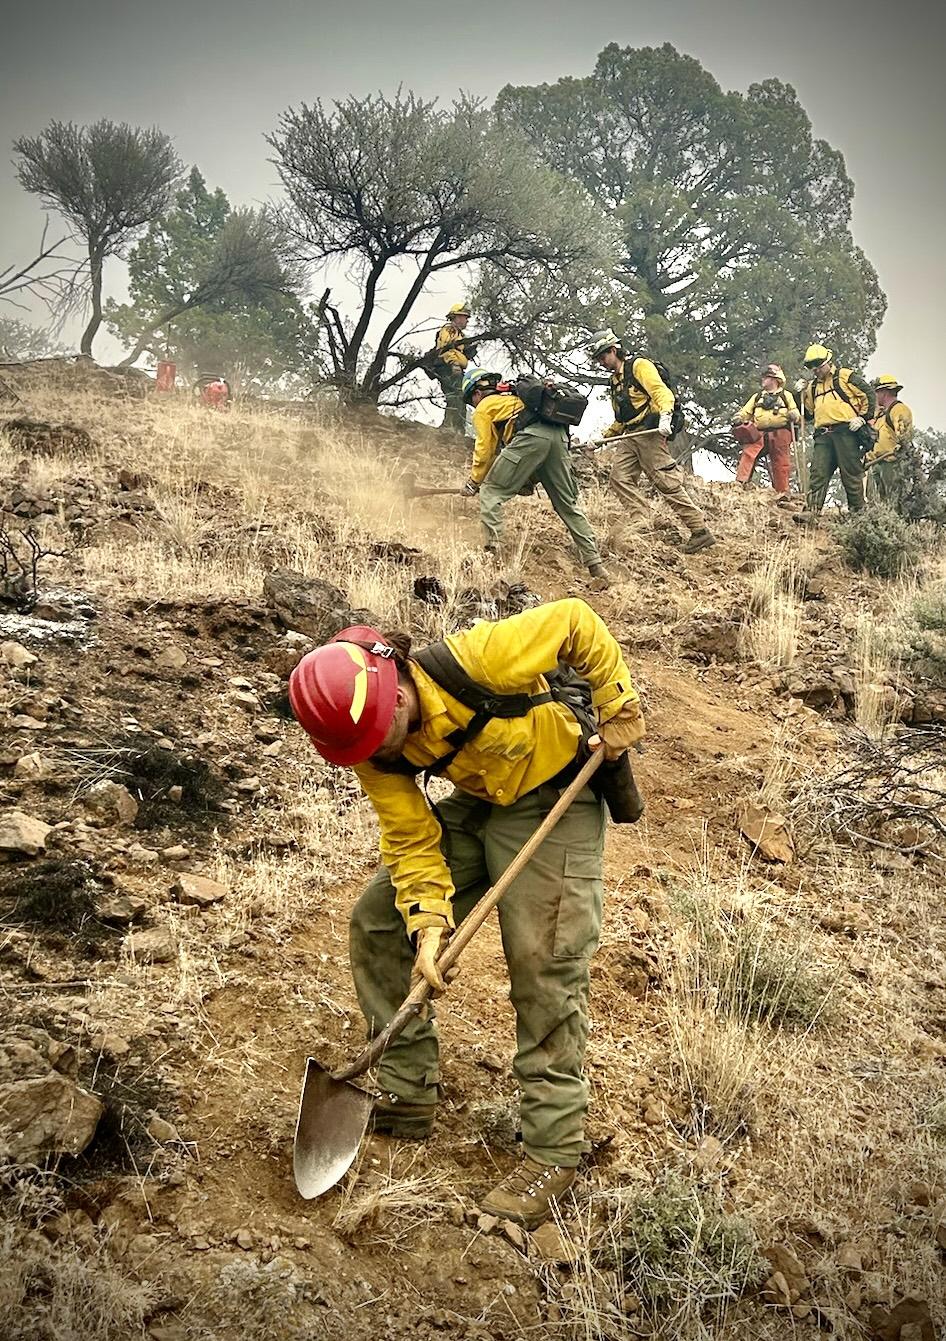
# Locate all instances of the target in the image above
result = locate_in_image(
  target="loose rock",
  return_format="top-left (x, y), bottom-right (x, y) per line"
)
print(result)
top-left (0, 808), bottom-right (52, 857)
top-left (739, 802), bottom-right (794, 864)
top-left (1, 640), bottom-right (37, 669)
top-left (126, 926), bottom-right (177, 964)
top-left (171, 873), bottom-right (227, 908)
top-left (263, 568), bottom-right (356, 642)
top-left (0, 1072), bottom-right (103, 1162)
top-left (14, 752), bottom-right (47, 780)
top-left (84, 780), bottom-right (139, 826)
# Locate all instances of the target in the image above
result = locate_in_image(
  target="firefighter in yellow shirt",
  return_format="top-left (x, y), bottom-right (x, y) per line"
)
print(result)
top-left (588, 331), bottom-right (715, 554)
top-left (794, 343), bottom-right (876, 519)
top-left (865, 375), bottom-right (917, 516)
top-left (288, 599), bottom-right (644, 1228)
top-left (434, 302), bottom-right (475, 433)
top-left (459, 366), bottom-right (607, 582)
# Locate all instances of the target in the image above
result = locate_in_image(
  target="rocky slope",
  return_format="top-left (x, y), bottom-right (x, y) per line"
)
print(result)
top-left (0, 360), bottom-right (944, 1341)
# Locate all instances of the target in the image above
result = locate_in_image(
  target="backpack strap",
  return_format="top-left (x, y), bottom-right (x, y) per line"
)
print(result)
top-left (411, 642), bottom-right (554, 780)
top-left (623, 357), bottom-right (649, 403)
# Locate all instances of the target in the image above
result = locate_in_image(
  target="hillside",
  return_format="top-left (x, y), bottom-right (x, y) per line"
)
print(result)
top-left (0, 361), bottom-right (944, 1341)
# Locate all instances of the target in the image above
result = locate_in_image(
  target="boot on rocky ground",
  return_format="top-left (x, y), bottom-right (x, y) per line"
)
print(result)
top-left (682, 528), bottom-right (716, 554)
top-left (587, 562), bottom-right (610, 590)
top-left (479, 1157), bottom-right (576, 1229)
top-left (368, 1094), bottom-right (437, 1140)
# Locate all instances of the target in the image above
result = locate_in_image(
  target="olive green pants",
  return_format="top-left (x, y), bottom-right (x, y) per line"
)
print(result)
top-left (436, 366), bottom-right (465, 433)
top-left (610, 429), bottom-right (706, 533)
top-left (349, 785), bottom-right (606, 1166)
top-left (869, 455), bottom-right (908, 514)
top-left (478, 422), bottom-right (602, 568)
top-left (807, 427), bottom-right (865, 513)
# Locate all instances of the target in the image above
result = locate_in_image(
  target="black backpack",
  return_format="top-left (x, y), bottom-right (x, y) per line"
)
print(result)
top-left (618, 356), bottom-right (686, 441)
top-left (512, 377), bottom-right (589, 430)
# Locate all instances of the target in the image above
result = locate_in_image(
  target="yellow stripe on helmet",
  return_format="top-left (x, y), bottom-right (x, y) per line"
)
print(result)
top-left (342, 644), bottom-right (369, 723)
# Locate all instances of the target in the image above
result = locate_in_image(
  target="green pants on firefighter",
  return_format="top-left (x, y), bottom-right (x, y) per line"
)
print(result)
top-left (436, 365), bottom-right (465, 433)
top-left (807, 427), bottom-right (865, 513)
top-left (478, 421), bottom-right (602, 567)
top-left (869, 454), bottom-right (909, 515)
top-left (349, 785), bottom-right (606, 1167)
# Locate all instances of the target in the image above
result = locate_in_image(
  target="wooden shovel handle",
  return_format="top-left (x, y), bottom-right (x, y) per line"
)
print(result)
top-left (333, 749), bottom-right (605, 1082)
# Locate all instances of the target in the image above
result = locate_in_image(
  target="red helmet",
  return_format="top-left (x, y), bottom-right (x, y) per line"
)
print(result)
top-left (288, 626), bottom-right (399, 765)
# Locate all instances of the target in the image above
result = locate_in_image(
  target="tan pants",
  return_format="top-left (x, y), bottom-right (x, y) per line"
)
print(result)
top-left (610, 431), bottom-right (705, 533)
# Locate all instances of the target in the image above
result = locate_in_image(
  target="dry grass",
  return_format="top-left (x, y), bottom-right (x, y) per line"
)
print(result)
top-left (0, 1213), bottom-right (153, 1341)
top-left (332, 1150), bottom-right (459, 1248)
top-left (740, 545), bottom-right (801, 669)
top-left (661, 864), bottom-right (833, 1143)
top-left (545, 1176), bottom-right (766, 1340)
top-left (852, 611), bottom-right (902, 739)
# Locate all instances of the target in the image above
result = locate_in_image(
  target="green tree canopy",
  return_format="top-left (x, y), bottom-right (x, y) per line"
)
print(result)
top-left (106, 168), bottom-right (317, 395)
top-left (268, 91), bottom-right (609, 404)
top-left (13, 120), bottom-right (181, 356)
top-left (497, 45), bottom-right (886, 428)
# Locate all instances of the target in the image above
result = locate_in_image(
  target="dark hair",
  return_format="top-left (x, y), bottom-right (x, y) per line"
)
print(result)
top-left (381, 629), bottom-right (413, 676)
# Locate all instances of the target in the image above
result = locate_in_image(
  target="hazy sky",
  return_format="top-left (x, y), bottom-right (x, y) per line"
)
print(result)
top-left (2, 0), bottom-right (944, 429)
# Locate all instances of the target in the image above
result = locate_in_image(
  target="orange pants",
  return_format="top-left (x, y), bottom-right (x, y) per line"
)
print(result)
top-left (735, 428), bottom-right (792, 493)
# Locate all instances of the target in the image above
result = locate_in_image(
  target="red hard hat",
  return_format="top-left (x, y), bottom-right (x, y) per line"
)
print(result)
top-left (288, 625), bottom-right (399, 765)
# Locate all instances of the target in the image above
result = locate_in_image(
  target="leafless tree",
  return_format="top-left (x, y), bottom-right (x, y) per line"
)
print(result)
top-left (0, 217), bottom-right (86, 318)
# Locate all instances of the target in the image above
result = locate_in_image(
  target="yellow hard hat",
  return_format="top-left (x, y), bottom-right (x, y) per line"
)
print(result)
top-left (447, 302), bottom-right (470, 317)
top-left (803, 343), bottom-right (833, 367)
top-left (872, 374), bottom-right (903, 393)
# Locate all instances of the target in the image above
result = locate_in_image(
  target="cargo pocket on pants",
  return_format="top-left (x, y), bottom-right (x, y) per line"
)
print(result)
top-left (553, 849), bottom-right (603, 960)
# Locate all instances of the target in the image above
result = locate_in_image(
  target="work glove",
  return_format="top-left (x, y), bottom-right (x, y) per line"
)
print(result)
top-left (789, 409), bottom-right (801, 424)
top-left (794, 377), bottom-right (808, 393)
top-left (589, 701), bottom-right (646, 762)
top-left (731, 415), bottom-right (748, 426)
top-left (411, 924), bottom-right (454, 995)
top-left (657, 412), bottom-right (673, 438)
top-left (848, 416), bottom-right (865, 432)
top-left (460, 479), bottom-right (479, 497)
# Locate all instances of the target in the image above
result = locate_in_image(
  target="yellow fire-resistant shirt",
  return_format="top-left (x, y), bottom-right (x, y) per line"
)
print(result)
top-left (470, 392), bottom-right (523, 484)
top-left (353, 599), bottom-right (639, 936)
top-left (802, 366), bottom-right (874, 428)
top-left (867, 399), bottom-right (914, 463)
top-left (603, 356), bottom-right (675, 438)
top-left (435, 322), bottom-right (471, 371)
top-left (737, 388), bottom-right (800, 431)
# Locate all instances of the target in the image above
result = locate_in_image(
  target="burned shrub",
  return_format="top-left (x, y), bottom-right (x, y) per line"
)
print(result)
top-left (0, 859), bottom-right (99, 932)
top-left (66, 736), bottom-right (230, 829)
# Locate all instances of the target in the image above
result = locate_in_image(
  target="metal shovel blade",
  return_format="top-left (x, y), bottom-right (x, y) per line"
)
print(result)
top-left (292, 1057), bottom-right (373, 1200)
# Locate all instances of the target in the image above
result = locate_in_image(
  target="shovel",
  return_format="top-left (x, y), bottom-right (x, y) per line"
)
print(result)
top-left (401, 471), bottom-right (465, 499)
top-left (292, 748), bottom-right (605, 1199)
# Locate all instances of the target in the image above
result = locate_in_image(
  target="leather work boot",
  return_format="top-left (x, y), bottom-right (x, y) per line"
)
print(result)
top-left (682, 527), bottom-right (716, 554)
top-left (587, 562), bottom-right (610, 591)
top-left (369, 1093), bottom-right (437, 1140)
top-left (479, 1157), bottom-right (576, 1229)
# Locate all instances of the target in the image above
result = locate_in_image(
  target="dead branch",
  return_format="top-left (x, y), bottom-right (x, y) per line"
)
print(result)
top-left (792, 725), bottom-right (946, 863)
